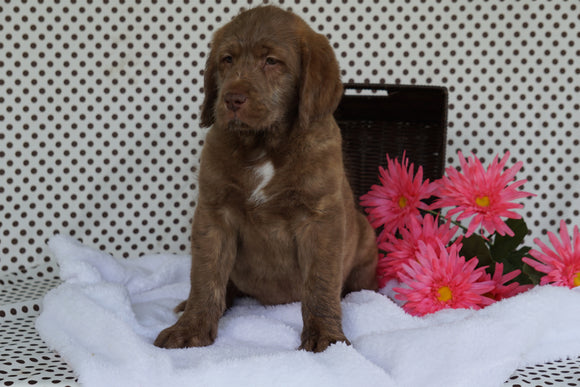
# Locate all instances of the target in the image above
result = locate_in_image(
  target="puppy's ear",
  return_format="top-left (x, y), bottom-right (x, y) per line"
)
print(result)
top-left (299, 31), bottom-right (343, 129)
top-left (200, 41), bottom-right (220, 128)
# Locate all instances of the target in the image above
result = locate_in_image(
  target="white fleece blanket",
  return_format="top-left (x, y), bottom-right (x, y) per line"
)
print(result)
top-left (36, 235), bottom-right (580, 387)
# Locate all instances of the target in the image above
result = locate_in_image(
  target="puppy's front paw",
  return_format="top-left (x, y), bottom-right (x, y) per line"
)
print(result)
top-left (299, 328), bottom-right (350, 353)
top-left (154, 319), bottom-right (215, 349)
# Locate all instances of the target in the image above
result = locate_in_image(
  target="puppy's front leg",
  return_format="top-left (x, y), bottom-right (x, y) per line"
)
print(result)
top-left (154, 207), bottom-right (237, 349)
top-left (297, 214), bottom-right (349, 353)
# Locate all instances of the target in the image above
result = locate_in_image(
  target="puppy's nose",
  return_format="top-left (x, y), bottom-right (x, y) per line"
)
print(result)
top-left (224, 92), bottom-right (247, 112)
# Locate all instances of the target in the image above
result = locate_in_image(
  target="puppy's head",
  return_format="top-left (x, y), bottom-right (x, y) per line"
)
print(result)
top-left (200, 6), bottom-right (343, 132)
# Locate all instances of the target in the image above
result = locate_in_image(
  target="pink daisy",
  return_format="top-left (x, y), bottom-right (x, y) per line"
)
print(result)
top-left (394, 240), bottom-right (495, 316)
top-left (481, 262), bottom-right (532, 301)
top-left (523, 220), bottom-right (580, 288)
top-left (360, 153), bottom-right (437, 240)
top-left (433, 151), bottom-right (535, 237)
top-left (376, 214), bottom-right (461, 287)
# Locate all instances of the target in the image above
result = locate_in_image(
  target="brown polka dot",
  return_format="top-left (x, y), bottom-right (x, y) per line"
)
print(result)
top-left (0, 1), bottom-right (578, 382)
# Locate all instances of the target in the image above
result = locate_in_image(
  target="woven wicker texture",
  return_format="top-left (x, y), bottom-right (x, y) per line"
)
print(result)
top-left (337, 84), bottom-right (447, 200)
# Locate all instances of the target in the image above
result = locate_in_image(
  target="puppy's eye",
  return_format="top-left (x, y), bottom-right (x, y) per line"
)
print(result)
top-left (222, 55), bottom-right (233, 64)
top-left (265, 57), bottom-right (279, 66)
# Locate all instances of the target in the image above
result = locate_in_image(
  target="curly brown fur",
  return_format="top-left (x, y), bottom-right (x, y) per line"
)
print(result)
top-left (154, 5), bottom-right (377, 353)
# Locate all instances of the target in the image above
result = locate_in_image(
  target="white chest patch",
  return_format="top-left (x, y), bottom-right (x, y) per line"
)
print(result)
top-left (249, 161), bottom-right (275, 205)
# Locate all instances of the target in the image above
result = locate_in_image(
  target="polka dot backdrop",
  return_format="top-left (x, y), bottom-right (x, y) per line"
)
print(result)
top-left (0, 1), bottom-right (578, 271)
top-left (0, 1), bottom-right (578, 385)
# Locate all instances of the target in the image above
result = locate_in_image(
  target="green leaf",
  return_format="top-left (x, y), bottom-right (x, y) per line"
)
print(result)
top-left (498, 246), bottom-right (533, 284)
top-left (460, 234), bottom-right (493, 268)
top-left (522, 262), bottom-right (543, 285)
top-left (490, 218), bottom-right (529, 260)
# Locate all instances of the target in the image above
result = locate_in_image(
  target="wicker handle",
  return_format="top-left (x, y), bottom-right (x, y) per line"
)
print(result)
top-left (343, 83), bottom-right (390, 96)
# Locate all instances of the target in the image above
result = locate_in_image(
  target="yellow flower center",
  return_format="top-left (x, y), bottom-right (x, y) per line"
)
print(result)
top-left (398, 196), bottom-right (408, 208)
top-left (475, 195), bottom-right (491, 208)
top-left (573, 272), bottom-right (580, 288)
top-left (437, 286), bottom-right (453, 302)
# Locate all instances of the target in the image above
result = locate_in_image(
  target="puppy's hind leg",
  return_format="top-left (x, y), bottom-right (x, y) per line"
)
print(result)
top-left (343, 213), bottom-right (378, 295)
top-left (174, 300), bottom-right (187, 314)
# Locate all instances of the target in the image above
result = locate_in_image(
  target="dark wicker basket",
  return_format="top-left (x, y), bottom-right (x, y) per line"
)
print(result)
top-left (335, 83), bottom-right (448, 202)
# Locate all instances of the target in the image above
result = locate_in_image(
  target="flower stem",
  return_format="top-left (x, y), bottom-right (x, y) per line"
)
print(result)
top-left (424, 209), bottom-right (494, 248)
top-left (424, 209), bottom-right (466, 231)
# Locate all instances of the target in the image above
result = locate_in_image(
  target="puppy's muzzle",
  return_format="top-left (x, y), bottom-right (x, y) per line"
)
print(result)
top-left (225, 92), bottom-right (247, 112)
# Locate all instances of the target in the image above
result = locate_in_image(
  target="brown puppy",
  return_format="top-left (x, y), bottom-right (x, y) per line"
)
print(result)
top-left (154, 5), bottom-right (377, 353)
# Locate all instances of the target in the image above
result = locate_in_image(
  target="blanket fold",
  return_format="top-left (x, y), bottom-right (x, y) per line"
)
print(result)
top-left (36, 235), bottom-right (580, 387)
